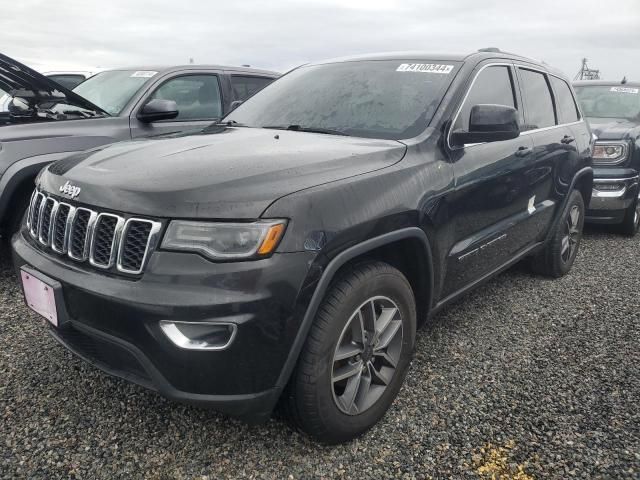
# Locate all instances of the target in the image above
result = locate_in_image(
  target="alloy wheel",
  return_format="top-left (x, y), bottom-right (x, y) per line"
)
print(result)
top-left (561, 205), bottom-right (581, 263)
top-left (331, 296), bottom-right (403, 415)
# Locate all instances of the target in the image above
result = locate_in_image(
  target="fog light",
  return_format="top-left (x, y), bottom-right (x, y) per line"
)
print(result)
top-left (159, 321), bottom-right (237, 350)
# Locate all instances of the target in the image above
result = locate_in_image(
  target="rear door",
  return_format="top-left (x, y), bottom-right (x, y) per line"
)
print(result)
top-left (129, 71), bottom-right (224, 139)
top-left (443, 63), bottom-right (535, 297)
top-left (516, 67), bottom-right (579, 241)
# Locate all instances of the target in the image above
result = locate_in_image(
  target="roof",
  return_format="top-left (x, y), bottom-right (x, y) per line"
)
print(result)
top-left (574, 80), bottom-right (640, 88)
top-left (307, 49), bottom-right (566, 77)
top-left (98, 64), bottom-right (279, 77)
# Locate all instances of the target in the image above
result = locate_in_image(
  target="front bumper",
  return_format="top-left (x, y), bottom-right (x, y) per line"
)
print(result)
top-left (586, 169), bottom-right (639, 224)
top-left (12, 232), bottom-right (316, 421)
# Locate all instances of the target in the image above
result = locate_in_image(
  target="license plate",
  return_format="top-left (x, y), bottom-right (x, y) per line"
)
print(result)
top-left (21, 269), bottom-right (59, 327)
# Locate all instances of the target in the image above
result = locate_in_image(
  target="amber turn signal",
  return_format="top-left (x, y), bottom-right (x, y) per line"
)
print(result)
top-left (258, 223), bottom-right (286, 255)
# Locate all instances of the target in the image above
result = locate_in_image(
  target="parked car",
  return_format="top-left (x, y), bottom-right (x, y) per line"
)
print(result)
top-left (0, 52), bottom-right (278, 238)
top-left (44, 71), bottom-right (96, 89)
top-left (12, 49), bottom-right (593, 444)
top-left (574, 80), bottom-right (640, 235)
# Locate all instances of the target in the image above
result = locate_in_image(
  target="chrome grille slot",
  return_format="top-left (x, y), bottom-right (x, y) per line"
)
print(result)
top-left (117, 219), bottom-right (161, 274)
top-left (68, 208), bottom-right (96, 261)
top-left (51, 203), bottom-right (74, 254)
top-left (38, 198), bottom-right (57, 246)
top-left (25, 189), bottom-right (160, 275)
top-left (89, 213), bottom-right (124, 269)
top-left (28, 192), bottom-right (45, 238)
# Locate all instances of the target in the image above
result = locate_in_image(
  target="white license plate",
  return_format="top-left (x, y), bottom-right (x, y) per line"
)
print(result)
top-left (21, 269), bottom-right (59, 327)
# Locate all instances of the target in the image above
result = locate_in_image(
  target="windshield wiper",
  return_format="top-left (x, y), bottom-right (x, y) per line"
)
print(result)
top-left (263, 124), bottom-right (349, 136)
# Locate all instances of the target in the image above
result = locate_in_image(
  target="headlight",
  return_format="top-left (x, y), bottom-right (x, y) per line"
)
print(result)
top-left (592, 142), bottom-right (627, 164)
top-left (161, 219), bottom-right (287, 260)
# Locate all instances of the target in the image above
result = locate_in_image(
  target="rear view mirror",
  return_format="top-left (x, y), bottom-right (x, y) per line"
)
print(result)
top-left (451, 104), bottom-right (520, 146)
top-left (137, 99), bottom-right (179, 123)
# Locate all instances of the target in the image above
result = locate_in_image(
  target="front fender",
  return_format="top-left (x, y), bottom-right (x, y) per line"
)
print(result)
top-left (0, 151), bottom-right (80, 224)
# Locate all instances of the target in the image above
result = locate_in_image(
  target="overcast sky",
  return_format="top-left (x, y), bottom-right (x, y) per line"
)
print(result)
top-left (2, 0), bottom-right (638, 81)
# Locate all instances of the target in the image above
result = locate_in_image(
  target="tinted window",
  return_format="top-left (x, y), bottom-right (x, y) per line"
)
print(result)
top-left (48, 74), bottom-right (86, 90)
top-left (454, 66), bottom-right (516, 132)
top-left (575, 85), bottom-right (640, 120)
top-left (226, 60), bottom-right (460, 140)
top-left (550, 77), bottom-right (580, 123)
top-left (149, 75), bottom-right (222, 121)
top-left (231, 76), bottom-right (273, 101)
top-left (519, 69), bottom-right (556, 130)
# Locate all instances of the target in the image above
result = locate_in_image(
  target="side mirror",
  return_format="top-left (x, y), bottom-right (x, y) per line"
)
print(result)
top-left (450, 104), bottom-right (520, 146)
top-left (229, 100), bottom-right (243, 111)
top-left (137, 99), bottom-right (179, 123)
top-left (8, 96), bottom-right (36, 119)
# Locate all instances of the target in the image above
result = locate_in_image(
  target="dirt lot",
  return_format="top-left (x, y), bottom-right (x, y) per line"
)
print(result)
top-left (1, 229), bottom-right (638, 479)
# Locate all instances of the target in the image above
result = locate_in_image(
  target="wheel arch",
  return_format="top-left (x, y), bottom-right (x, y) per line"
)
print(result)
top-left (275, 227), bottom-right (435, 393)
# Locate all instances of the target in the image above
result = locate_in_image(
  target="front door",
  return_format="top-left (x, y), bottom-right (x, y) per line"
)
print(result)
top-left (443, 63), bottom-right (536, 297)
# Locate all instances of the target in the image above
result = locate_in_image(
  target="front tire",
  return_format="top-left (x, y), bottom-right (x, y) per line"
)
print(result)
top-left (283, 261), bottom-right (416, 444)
top-left (532, 189), bottom-right (585, 278)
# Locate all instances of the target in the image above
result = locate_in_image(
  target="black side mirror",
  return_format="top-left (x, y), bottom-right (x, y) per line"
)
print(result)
top-left (450, 104), bottom-right (520, 146)
top-left (230, 100), bottom-right (243, 111)
top-left (8, 96), bottom-right (36, 119)
top-left (137, 99), bottom-right (179, 123)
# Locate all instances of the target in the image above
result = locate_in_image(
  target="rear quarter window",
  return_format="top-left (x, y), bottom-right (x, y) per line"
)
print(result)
top-left (550, 76), bottom-right (580, 124)
top-left (518, 68), bottom-right (556, 130)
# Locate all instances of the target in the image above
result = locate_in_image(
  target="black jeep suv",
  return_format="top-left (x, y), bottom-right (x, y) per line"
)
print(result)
top-left (574, 80), bottom-right (640, 235)
top-left (12, 50), bottom-right (593, 444)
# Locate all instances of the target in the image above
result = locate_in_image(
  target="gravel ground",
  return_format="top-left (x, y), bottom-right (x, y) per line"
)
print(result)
top-left (1, 229), bottom-right (639, 479)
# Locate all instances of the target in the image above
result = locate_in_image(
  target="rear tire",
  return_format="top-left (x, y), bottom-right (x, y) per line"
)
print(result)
top-left (283, 261), bottom-right (416, 444)
top-left (619, 197), bottom-right (640, 237)
top-left (532, 189), bottom-right (585, 278)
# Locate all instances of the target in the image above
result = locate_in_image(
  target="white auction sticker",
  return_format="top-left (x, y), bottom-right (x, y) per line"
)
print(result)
top-left (610, 86), bottom-right (639, 94)
top-left (131, 71), bottom-right (158, 78)
top-left (396, 63), bottom-right (454, 74)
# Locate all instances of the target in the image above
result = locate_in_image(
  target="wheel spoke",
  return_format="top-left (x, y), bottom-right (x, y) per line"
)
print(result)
top-left (561, 236), bottom-right (570, 257)
top-left (369, 362), bottom-right (392, 386)
top-left (373, 350), bottom-right (398, 368)
top-left (569, 207), bottom-right (580, 227)
top-left (374, 307), bottom-right (397, 340)
top-left (334, 342), bottom-right (363, 362)
top-left (375, 319), bottom-right (402, 351)
top-left (332, 361), bottom-right (363, 383)
top-left (339, 369), bottom-right (363, 414)
top-left (354, 365), bottom-right (372, 410)
top-left (361, 301), bottom-right (376, 335)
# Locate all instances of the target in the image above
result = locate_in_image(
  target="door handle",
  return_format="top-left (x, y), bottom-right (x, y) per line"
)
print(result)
top-left (515, 146), bottom-right (533, 157)
top-left (561, 135), bottom-right (575, 144)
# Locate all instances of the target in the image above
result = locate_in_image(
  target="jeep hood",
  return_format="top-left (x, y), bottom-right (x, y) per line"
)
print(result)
top-left (39, 126), bottom-right (406, 219)
top-left (587, 116), bottom-right (640, 141)
top-left (0, 52), bottom-right (107, 117)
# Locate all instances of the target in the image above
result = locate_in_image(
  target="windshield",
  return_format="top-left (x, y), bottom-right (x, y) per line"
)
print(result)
top-left (575, 85), bottom-right (640, 121)
top-left (73, 70), bottom-right (158, 116)
top-left (225, 60), bottom-right (460, 140)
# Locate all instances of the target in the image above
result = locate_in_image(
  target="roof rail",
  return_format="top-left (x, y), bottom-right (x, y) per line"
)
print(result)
top-left (478, 47), bottom-right (501, 53)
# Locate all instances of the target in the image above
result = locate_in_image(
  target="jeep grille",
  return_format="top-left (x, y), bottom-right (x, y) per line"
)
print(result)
top-left (26, 190), bottom-right (161, 275)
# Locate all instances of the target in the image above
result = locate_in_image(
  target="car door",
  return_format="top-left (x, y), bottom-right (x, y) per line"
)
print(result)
top-left (442, 63), bottom-right (536, 297)
top-left (516, 67), bottom-right (580, 241)
top-left (129, 72), bottom-right (224, 139)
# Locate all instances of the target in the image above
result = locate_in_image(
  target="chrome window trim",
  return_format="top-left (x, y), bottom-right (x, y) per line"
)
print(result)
top-left (51, 203), bottom-right (76, 254)
top-left (89, 213), bottom-right (126, 269)
top-left (449, 61), bottom-right (585, 151)
top-left (67, 207), bottom-right (98, 262)
top-left (116, 218), bottom-right (162, 275)
top-left (447, 62), bottom-right (513, 150)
